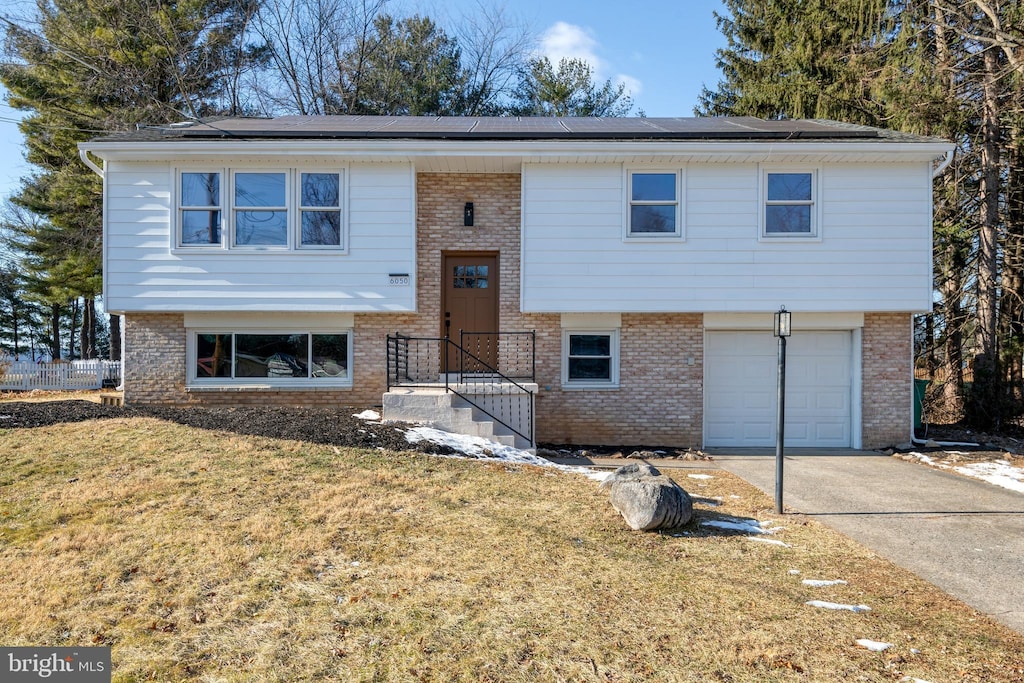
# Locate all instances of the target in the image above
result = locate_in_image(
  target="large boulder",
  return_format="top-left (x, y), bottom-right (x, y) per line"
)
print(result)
top-left (600, 463), bottom-right (693, 531)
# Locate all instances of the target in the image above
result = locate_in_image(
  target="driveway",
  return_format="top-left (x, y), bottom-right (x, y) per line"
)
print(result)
top-left (710, 449), bottom-right (1024, 635)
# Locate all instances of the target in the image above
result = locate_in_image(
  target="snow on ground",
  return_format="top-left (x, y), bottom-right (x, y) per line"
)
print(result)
top-left (404, 426), bottom-right (609, 482)
top-left (905, 452), bottom-right (1024, 494)
top-left (856, 639), bottom-right (892, 652)
top-left (803, 579), bottom-right (848, 588)
top-left (700, 517), bottom-right (783, 535)
top-left (353, 409), bottom-right (381, 421)
top-left (806, 600), bottom-right (871, 613)
top-left (806, 602), bottom-right (872, 618)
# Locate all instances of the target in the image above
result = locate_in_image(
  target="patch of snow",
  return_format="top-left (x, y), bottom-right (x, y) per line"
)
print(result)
top-left (856, 639), bottom-right (892, 652)
top-left (746, 537), bottom-right (790, 547)
top-left (353, 409), bottom-right (381, 421)
top-left (688, 473), bottom-right (713, 480)
top-left (906, 451), bottom-right (1024, 494)
top-left (951, 461), bottom-right (1024, 493)
top-left (806, 600), bottom-right (870, 613)
top-left (701, 517), bottom-right (781, 535)
top-left (404, 426), bottom-right (607, 481)
top-left (788, 569), bottom-right (802, 575)
top-left (803, 579), bottom-right (848, 588)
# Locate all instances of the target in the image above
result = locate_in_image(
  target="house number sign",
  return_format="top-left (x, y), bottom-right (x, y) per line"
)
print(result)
top-left (388, 274), bottom-right (411, 286)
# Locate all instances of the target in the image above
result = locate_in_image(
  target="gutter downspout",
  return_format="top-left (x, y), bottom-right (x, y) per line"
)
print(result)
top-left (931, 150), bottom-right (954, 178)
top-left (79, 148), bottom-right (104, 178)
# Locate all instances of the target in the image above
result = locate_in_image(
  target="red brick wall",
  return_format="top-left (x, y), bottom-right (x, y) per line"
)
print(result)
top-left (861, 312), bottom-right (913, 448)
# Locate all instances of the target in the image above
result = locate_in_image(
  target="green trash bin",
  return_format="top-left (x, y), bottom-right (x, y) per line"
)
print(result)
top-left (913, 378), bottom-right (930, 429)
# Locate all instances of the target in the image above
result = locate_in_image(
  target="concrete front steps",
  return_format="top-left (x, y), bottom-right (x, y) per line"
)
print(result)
top-left (383, 385), bottom-right (536, 452)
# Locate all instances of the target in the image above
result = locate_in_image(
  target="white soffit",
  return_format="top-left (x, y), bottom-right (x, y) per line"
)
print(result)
top-left (561, 313), bottom-right (623, 329)
top-left (184, 312), bottom-right (355, 329)
top-left (702, 312), bottom-right (864, 330)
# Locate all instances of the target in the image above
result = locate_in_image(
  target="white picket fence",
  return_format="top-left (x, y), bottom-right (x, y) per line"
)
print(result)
top-left (0, 360), bottom-right (121, 391)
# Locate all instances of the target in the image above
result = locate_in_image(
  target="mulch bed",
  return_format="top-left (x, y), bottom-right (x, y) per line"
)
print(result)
top-left (0, 400), bottom-right (456, 455)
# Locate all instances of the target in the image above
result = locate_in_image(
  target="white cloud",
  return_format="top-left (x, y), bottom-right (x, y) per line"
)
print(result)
top-left (540, 22), bottom-right (643, 97)
top-left (616, 73), bottom-right (643, 97)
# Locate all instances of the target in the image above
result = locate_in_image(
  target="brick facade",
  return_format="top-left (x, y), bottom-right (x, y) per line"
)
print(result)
top-left (121, 173), bottom-right (912, 449)
top-left (861, 312), bottom-right (913, 449)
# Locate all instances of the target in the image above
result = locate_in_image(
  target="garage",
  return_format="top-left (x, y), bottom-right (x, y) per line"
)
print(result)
top-left (704, 330), bottom-right (854, 448)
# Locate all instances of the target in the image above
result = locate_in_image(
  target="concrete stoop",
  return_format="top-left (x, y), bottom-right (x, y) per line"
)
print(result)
top-left (383, 386), bottom-right (535, 452)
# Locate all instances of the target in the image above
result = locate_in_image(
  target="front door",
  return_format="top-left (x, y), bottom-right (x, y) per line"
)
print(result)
top-left (442, 253), bottom-right (499, 373)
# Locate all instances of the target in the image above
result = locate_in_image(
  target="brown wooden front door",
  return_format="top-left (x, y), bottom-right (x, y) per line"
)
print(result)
top-left (442, 253), bottom-right (499, 372)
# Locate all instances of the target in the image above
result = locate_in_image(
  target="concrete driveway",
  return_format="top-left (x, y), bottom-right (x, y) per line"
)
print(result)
top-left (710, 449), bottom-right (1024, 635)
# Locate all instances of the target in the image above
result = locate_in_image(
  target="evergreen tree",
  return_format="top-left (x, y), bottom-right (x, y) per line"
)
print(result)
top-left (511, 56), bottom-right (633, 117)
top-left (340, 14), bottom-right (468, 116)
top-left (1, 0), bottom-right (262, 358)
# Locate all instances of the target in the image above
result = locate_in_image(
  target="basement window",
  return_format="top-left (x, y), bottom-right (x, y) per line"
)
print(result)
top-left (189, 331), bottom-right (352, 387)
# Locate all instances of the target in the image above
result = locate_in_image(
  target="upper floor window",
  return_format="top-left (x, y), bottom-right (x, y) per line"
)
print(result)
top-left (763, 170), bottom-right (817, 238)
top-left (176, 168), bottom-right (345, 251)
top-left (627, 170), bottom-right (682, 238)
top-left (180, 172), bottom-right (222, 246)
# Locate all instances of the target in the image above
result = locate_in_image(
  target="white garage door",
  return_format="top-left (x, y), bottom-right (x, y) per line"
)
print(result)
top-left (705, 331), bottom-right (853, 447)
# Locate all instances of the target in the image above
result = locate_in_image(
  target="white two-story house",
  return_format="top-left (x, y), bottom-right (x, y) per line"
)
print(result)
top-left (80, 116), bottom-right (952, 450)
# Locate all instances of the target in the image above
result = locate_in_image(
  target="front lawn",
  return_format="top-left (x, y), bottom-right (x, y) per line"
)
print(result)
top-left (1, 416), bottom-right (1022, 681)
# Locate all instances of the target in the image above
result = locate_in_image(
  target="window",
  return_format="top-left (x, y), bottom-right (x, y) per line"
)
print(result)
top-left (192, 331), bottom-right (351, 385)
top-left (763, 170), bottom-right (816, 237)
top-left (179, 172), bottom-right (222, 246)
top-left (234, 172), bottom-right (287, 246)
top-left (562, 330), bottom-right (619, 387)
top-left (628, 170), bottom-right (681, 238)
top-left (300, 172), bottom-right (342, 247)
top-left (176, 168), bottom-right (345, 251)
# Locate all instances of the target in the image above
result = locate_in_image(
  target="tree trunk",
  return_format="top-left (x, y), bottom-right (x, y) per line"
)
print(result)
top-left (968, 45), bottom-right (1002, 429)
top-left (49, 303), bottom-right (61, 361)
top-left (1001, 126), bottom-right (1024, 407)
top-left (79, 297), bottom-right (97, 360)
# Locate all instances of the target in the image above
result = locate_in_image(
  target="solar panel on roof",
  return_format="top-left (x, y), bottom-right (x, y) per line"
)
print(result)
top-left (100, 114), bottom-right (912, 143)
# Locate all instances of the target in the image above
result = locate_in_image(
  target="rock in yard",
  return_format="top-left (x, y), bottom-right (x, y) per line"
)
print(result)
top-left (600, 463), bottom-right (693, 531)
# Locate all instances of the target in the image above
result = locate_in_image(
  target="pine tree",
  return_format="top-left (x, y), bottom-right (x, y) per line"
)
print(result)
top-left (511, 57), bottom-right (633, 117)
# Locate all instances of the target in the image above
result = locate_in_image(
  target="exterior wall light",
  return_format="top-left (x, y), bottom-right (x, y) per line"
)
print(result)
top-left (464, 202), bottom-right (474, 226)
top-left (774, 306), bottom-right (792, 338)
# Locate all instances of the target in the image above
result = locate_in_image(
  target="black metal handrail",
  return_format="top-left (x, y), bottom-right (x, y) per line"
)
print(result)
top-left (459, 331), bottom-right (535, 381)
top-left (386, 332), bottom-right (535, 447)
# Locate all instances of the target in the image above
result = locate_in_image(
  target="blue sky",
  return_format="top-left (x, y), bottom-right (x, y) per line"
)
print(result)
top-left (0, 0), bottom-right (728, 202)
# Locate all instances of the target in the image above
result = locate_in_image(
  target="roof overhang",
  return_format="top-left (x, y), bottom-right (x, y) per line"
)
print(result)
top-left (79, 137), bottom-right (956, 170)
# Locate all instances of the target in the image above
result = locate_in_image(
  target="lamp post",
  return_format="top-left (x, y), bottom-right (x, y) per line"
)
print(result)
top-left (773, 306), bottom-right (792, 515)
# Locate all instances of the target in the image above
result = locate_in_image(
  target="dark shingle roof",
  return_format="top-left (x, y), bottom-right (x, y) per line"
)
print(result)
top-left (90, 115), bottom-right (943, 144)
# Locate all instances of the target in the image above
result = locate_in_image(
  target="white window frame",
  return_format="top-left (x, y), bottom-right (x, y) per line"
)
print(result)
top-left (624, 168), bottom-right (684, 241)
top-left (297, 169), bottom-right (345, 250)
top-left (173, 166), bottom-right (348, 253)
top-left (186, 329), bottom-right (354, 389)
top-left (561, 329), bottom-right (620, 389)
top-left (231, 169), bottom-right (290, 249)
top-left (759, 167), bottom-right (821, 241)
top-left (176, 168), bottom-right (225, 249)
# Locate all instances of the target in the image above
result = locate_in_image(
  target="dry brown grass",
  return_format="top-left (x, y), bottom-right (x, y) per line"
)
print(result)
top-left (0, 389), bottom-right (111, 403)
top-left (1, 417), bottom-right (1023, 682)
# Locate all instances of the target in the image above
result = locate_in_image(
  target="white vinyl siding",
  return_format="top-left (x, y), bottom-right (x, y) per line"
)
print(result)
top-left (521, 162), bottom-right (933, 313)
top-left (103, 161), bottom-right (416, 312)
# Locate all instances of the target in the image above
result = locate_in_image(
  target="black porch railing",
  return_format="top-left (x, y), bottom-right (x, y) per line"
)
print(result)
top-left (386, 331), bottom-right (536, 447)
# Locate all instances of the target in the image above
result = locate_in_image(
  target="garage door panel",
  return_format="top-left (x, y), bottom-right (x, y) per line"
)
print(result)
top-left (815, 390), bottom-right (849, 411)
top-left (705, 331), bottom-right (853, 448)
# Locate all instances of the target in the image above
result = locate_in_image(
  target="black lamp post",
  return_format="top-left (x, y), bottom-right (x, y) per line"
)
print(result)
top-left (773, 306), bottom-right (792, 515)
